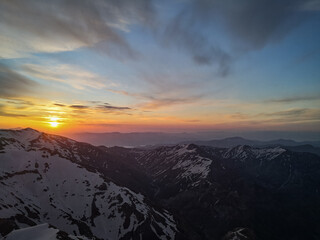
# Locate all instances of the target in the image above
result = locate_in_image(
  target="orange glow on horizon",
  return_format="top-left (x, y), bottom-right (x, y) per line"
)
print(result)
top-left (48, 117), bottom-right (60, 128)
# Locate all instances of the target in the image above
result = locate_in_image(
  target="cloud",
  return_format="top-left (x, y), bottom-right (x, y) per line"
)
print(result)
top-left (108, 89), bottom-right (150, 100)
top-left (189, 0), bottom-right (309, 50)
top-left (292, 49), bottom-right (320, 65)
top-left (139, 95), bottom-right (203, 110)
top-left (156, 0), bottom-right (316, 75)
top-left (232, 108), bottom-right (320, 124)
top-left (161, 12), bottom-right (232, 75)
top-left (0, 0), bottom-right (153, 58)
top-left (110, 70), bottom-right (209, 110)
top-left (108, 88), bottom-right (203, 110)
top-left (299, 0), bottom-right (320, 11)
top-left (260, 108), bottom-right (320, 121)
top-left (53, 103), bottom-right (66, 107)
top-left (97, 103), bottom-right (131, 111)
top-left (1, 0), bottom-right (314, 74)
top-left (0, 63), bottom-right (39, 98)
top-left (69, 105), bottom-right (90, 109)
top-left (21, 63), bottom-right (110, 90)
top-left (5, 99), bottom-right (34, 106)
top-left (0, 105), bottom-right (27, 117)
top-left (265, 108), bottom-right (309, 117)
top-left (101, 105), bottom-right (131, 110)
top-left (266, 95), bottom-right (320, 103)
top-left (59, 102), bottom-right (132, 115)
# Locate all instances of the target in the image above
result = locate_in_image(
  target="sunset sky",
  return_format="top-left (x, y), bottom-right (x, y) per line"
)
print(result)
top-left (0, 0), bottom-right (319, 136)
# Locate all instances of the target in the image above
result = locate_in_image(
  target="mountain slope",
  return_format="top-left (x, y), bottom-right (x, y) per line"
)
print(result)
top-left (3, 223), bottom-right (88, 240)
top-left (182, 137), bottom-right (320, 151)
top-left (0, 128), bottom-right (180, 240)
top-left (138, 144), bottom-right (320, 240)
top-left (2, 128), bottom-right (320, 240)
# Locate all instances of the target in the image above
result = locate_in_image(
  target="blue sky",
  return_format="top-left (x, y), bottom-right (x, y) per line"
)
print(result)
top-left (0, 0), bottom-right (319, 135)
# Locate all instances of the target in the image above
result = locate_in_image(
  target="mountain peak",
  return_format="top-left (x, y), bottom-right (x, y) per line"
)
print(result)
top-left (0, 128), bottom-right (179, 240)
top-left (223, 145), bottom-right (286, 161)
top-left (0, 128), bottom-right (41, 145)
top-left (22, 127), bottom-right (39, 132)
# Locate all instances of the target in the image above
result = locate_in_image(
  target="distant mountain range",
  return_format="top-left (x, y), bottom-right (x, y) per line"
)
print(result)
top-left (182, 136), bottom-right (320, 148)
top-left (71, 132), bottom-right (320, 156)
top-left (71, 131), bottom-right (203, 147)
top-left (181, 137), bottom-right (320, 156)
top-left (70, 131), bottom-right (320, 148)
top-left (1, 128), bottom-right (320, 239)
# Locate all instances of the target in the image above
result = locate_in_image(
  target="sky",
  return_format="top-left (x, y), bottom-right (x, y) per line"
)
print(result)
top-left (0, 0), bottom-right (320, 137)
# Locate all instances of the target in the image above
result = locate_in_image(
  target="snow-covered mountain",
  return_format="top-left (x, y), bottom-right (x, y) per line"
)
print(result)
top-left (0, 128), bottom-right (180, 240)
top-left (137, 144), bottom-right (214, 188)
top-left (1, 128), bottom-right (320, 240)
top-left (3, 223), bottom-right (89, 240)
top-left (181, 136), bottom-right (320, 148)
top-left (137, 143), bottom-right (320, 240)
top-left (137, 144), bottom-right (287, 190)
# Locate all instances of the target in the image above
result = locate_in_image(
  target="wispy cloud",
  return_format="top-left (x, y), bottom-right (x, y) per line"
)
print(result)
top-left (69, 105), bottom-right (90, 109)
top-left (0, 105), bottom-right (27, 117)
top-left (186, 0), bottom-right (311, 50)
top-left (155, 0), bottom-right (316, 76)
top-left (259, 108), bottom-right (320, 121)
top-left (97, 103), bottom-right (131, 111)
top-left (107, 69), bottom-right (209, 110)
top-left (229, 108), bottom-right (320, 125)
top-left (52, 102), bottom-right (132, 115)
top-left (0, 63), bottom-right (39, 98)
top-left (299, 0), bottom-right (320, 11)
top-left (1, 0), bottom-right (313, 67)
top-left (0, 0), bottom-right (318, 133)
top-left (21, 63), bottom-right (111, 90)
top-left (160, 12), bottom-right (231, 76)
top-left (0, 0), bottom-right (153, 59)
top-left (138, 96), bottom-right (203, 110)
top-left (108, 88), bottom-right (203, 110)
top-left (265, 95), bottom-right (320, 103)
top-left (53, 103), bottom-right (66, 107)
top-left (5, 99), bottom-right (34, 107)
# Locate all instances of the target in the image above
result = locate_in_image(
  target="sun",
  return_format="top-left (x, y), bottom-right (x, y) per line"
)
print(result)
top-left (49, 121), bottom-right (59, 127)
top-left (48, 117), bottom-right (60, 128)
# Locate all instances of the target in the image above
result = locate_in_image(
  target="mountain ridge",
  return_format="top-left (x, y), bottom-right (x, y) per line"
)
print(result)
top-left (0, 128), bottom-right (184, 240)
top-left (1, 128), bottom-right (320, 240)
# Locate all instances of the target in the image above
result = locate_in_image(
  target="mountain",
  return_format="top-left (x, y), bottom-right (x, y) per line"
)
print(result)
top-left (181, 137), bottom-right (320, 155)
top-left (71, 132), bottom-right (320, 148)
top-left (283, 144), bottom-right (320, 156)
top-left (3, 223), bottom-right (89, 240)
top-left (0, 128), bottom-right (184, 240)
top-left (137, 144), bottom-right (320, 240)
top-left (1, 128), bottom-right (320, 240)
top-left (182, 136), bottom-right (320, 148)
top-left (71, 132), bottom-right (202, 147)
